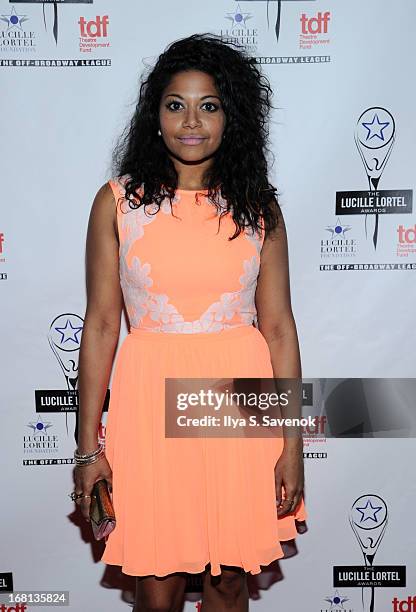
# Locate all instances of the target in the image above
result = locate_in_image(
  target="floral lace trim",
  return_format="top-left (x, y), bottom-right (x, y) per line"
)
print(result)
top-left (110, 175), bottom-right (263, 333)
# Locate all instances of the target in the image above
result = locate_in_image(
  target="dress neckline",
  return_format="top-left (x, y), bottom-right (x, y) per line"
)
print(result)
top-left (176, 188), bottom-right (209, 194)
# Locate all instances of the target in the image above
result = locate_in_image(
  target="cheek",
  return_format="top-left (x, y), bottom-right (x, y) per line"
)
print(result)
top-left (159, 110), bottom-right (178, 132)
top-left (208, 115), bottom-right (226, 140)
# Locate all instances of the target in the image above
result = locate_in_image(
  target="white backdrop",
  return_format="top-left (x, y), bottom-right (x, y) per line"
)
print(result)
top-left (1, 1), bottom-right (415, 611)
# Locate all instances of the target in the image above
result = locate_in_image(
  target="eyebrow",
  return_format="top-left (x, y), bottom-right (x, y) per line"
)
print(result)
top-left (163, 93), bottom-right (221, 101)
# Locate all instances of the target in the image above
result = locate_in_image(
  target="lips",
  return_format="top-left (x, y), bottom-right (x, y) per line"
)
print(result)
top-left (177, 136), bottom-right (206, 145)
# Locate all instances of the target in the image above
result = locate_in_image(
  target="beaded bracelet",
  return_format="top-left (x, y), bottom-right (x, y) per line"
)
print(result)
top-left (74, 443), bottom-right (104, 466)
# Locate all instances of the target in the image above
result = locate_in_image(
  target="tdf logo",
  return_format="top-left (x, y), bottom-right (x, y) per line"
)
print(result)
top-left (392, 596), bottom-right (416, 611)
top-left (397, 224), bottom-right (416, 244)
top-left (78, 15), bottom-right (109, 38)
top-left (300, 11), bottom-right (331, 34)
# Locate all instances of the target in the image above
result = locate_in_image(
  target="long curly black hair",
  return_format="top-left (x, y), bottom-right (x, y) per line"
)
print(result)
top-left (111, 33), bottom-right (281, 240)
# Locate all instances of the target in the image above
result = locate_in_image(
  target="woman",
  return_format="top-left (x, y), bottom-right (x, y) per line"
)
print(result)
top-left (73, 33), bottom-right (307, 611)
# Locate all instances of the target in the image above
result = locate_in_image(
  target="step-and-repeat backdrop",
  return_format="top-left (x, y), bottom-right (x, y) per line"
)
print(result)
top-left (1, 1), bottom-right (415, 610)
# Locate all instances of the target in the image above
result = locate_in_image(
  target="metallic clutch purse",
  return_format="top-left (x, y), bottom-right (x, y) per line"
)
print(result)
top-left (89, 479), bottom-right (116, 540)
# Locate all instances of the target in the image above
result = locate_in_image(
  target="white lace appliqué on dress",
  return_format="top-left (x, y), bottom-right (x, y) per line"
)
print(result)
top-left (113, 175), bottom-right (263, 333)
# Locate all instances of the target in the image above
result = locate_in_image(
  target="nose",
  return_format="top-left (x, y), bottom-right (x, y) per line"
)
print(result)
top-left (182, 105), bottom-right (202, 129)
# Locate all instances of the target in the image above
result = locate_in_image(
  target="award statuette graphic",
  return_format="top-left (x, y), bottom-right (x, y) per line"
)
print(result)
top-left (241, 0), bottom-right (316, 44)
top-left (47, 313), bottom-right (83, 435)
top-left (349, 494), bottom-right (388, 612)
top-left (355, 107), bottom-right (395, 250)
top-left (336, 107), bottom-right (412, 253)
top-left (35, 312), bottom-right (110, 448)
top-left (10, 0), bottom-right (93, 45)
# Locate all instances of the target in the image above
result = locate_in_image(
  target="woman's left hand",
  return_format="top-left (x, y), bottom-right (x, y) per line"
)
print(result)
top-left (274, 439), bottom-right (305, 517)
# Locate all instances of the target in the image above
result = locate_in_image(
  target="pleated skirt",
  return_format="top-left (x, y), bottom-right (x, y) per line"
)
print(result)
top-left (100, 324), bottom-right (307, 577)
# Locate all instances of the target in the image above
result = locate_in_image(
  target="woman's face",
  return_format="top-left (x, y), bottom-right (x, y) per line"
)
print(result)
top-left (158, 70), bottom-right (226, 164)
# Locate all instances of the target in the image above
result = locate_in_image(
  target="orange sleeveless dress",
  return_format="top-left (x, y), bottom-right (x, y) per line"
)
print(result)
top-left (100, 175), bottom-right (307, 577)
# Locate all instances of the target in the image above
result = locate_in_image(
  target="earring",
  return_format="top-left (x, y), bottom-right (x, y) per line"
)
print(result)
top-left (158, 129), bottom-right (161, 136)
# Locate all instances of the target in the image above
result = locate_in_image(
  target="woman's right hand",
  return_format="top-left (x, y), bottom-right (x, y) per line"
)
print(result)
top-left (73, 454), bottom-right (113, 522)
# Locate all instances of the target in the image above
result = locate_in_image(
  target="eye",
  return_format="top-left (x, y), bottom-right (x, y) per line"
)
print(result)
top-left (165, 100), bottom-right (221, 112)
top-left (165, 101), bottom-right (183, 111)
top-left (202, 101), bottom-right (219, 112)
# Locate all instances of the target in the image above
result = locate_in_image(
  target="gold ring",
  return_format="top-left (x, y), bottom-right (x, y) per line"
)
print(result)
top-left (69, 492), bottom-right (91, 501)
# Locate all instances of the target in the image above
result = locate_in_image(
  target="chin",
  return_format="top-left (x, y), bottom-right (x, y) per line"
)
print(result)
top-left (171, 148), bottom-right (213, 163)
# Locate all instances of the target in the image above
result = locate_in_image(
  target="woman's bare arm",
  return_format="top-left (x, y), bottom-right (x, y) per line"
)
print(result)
top-left (77, 182), bottom-right (123, 453)
top-left (255, 204), bottom-right (303, 446)
top-left (255, 204), bottom-right (301, 378)
top-left (255, 205), bottom-right (305, 514)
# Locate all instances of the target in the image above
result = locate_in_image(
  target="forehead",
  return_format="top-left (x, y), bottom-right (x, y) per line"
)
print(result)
top-left (163, 70), bottom-right (218, 95)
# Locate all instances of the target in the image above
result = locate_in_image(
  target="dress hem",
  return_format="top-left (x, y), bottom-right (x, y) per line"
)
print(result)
top-left (100, 539), bottom-right (302, 578)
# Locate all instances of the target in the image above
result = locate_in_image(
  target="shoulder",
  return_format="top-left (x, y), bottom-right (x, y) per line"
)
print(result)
top-left (107, 174), bottom-right (130, 201)
top-left (93, 181), bottom-right (117, 209)
top-left (88, 181), bottom-right (119, 241)
top-left (108, 174), bottom-right (145, 202)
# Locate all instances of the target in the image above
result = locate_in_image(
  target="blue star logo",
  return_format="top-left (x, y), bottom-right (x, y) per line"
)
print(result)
top-left (225, 3), bottom-right (252, 27)
top-left (27, 415), bottom-right (53, 437)
top-left (356, 498), bottom-right (382, 523)
top-left (325, 217), bottom-right (352, 238)
top-left (323, 590), bottom-right (349, 609)
top-left (0, 6), bottom-right (28, 31)
top-left (362, 113), bottom-right (390, 142)
top-left (55, 319), bottom-right (83, 346)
